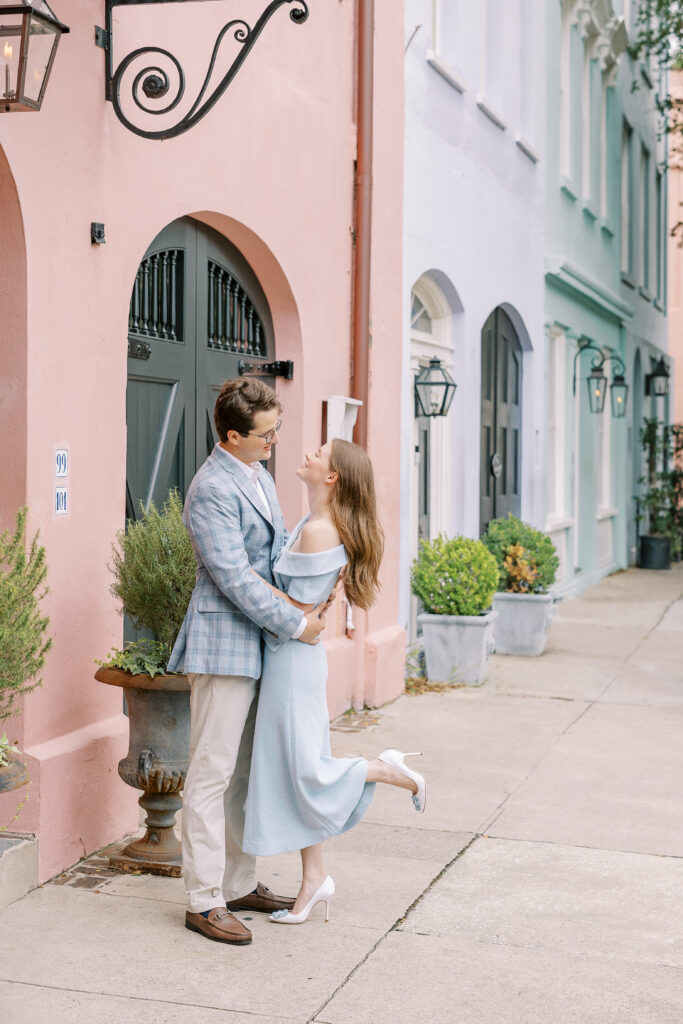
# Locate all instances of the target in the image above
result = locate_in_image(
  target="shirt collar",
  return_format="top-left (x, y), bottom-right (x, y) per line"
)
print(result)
top-left (223, 448), bottom-right (262, 481)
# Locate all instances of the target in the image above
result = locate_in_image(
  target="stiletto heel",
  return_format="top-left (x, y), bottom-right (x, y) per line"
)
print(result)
top-left (269, 875), bottom-right (335, 925)
top-left (377, 749), bottom-right (427, 813)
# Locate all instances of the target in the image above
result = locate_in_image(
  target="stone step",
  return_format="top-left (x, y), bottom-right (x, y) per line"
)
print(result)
top-left (0, 834), bottom-right (38, 911)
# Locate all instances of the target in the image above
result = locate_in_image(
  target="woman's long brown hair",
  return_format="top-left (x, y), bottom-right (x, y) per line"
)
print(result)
top-left (328, 439), bottom-right (384, 609)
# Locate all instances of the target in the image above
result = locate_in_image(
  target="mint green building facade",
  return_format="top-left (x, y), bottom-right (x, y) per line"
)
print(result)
top-left (544, 0), bottom-right (669, 595)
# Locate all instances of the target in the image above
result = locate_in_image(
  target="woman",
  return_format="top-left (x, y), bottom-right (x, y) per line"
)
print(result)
top-left (243, 438), bottom-right (426, 925)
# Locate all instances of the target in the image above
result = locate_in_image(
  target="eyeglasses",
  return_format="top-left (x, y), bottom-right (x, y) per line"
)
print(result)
top-left (243, 419), bottom-right (282, 445)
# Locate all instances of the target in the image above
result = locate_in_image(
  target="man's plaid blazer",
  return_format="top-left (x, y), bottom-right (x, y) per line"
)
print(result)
top-left (167, 444), bottom-right (303, 679)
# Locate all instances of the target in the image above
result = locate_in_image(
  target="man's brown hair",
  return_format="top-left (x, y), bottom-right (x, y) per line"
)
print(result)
top-left (214, 378), bottom-right (281, 442)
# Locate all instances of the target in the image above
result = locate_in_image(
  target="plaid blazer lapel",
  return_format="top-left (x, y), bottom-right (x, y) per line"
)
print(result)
top-left (213, 446), bottom-right (275, 530)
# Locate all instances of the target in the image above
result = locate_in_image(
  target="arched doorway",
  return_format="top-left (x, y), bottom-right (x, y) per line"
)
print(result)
top-left (0, 144), bottom-right (27, 527)
top-left (126, 216), bottom-right (276, 521)
top-left (409, 274), bottom-right (456, 636)
top-left (480, 307), bottom-right (523, 535)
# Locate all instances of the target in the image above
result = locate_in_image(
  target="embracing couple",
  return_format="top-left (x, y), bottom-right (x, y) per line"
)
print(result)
top-left (167, 378), bottom-right (427, 946)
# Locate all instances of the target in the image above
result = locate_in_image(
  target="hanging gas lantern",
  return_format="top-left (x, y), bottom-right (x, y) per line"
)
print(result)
top-left (610, 373), bottom-right (628, 418)
top-left (414, 357), bottom-right (457, 418)
top-left (587, 365), bottom-right (608, 415)
top-left (0, 1), bottom-right (68, 113)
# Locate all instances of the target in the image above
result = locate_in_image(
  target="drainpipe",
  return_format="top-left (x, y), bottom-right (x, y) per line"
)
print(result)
top-left (349, 0), bottom-right (374, 710)
top-left (351, 0), bottom-right (374, 449)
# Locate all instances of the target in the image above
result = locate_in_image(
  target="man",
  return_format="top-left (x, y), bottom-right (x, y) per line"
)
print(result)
top-left (168, 378), bottom-right (328, 945)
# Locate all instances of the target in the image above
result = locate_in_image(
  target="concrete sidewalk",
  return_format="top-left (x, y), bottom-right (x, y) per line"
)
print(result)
top-left (1, 566), bottom-right (682, 1024)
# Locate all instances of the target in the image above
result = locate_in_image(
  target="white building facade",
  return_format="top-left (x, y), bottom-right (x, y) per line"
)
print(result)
top-left (400, 0), bottom-right (547, 635)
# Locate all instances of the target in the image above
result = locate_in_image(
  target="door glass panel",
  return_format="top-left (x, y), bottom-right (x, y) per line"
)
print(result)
top-left (483, 425), bottom-right (491, 496)
top-left (513, 428), bottom-right (519, 494)
top-left (502, 337), bottom-right (509, 403)
top-left (501, 427), bottom-right (508, 494)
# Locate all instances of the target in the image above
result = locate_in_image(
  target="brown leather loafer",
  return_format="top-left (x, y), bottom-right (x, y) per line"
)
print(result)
top-left (225, 881), bottom-right (295, 914)
top-left (185, 907), bottom-right (252, 945)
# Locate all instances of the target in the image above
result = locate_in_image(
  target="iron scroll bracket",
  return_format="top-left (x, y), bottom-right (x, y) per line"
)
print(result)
top-left (571, 336), bottom-right (626, 394)
top-left (239, 359), bottom-right (294, 380)
top-left (95, 0), bottom-right (309, 141)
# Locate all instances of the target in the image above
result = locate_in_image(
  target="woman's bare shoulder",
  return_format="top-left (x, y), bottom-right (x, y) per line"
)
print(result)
top-left (295, 518), bottom-right (341, 553)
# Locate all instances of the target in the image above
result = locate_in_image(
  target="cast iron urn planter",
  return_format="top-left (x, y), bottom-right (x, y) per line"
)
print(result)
top-left (639, 536), bottom-right (671, 571)
top-left (0, 753), bottom-right (29, 795)
top-left (95, 666), bottom-right (190, 876)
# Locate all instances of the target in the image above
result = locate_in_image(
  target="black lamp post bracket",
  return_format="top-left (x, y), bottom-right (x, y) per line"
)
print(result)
top-left (572, 337), bottom-right (628, 417)
top-left (572, 338), bottom-right (626, 395)
top-left (96, 0), bottom-right (309, 141)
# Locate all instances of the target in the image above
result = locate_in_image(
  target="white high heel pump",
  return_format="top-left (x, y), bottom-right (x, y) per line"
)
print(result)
top-left (269, 875), bottom-right (335, 925)
top-left (378, 749), bottom-right (427, 813)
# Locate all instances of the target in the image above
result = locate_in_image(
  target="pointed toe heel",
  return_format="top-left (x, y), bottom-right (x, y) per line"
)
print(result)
top-left (378, 748), bottom-right (427, 814)
top-left (269, 875), bottom-right (335, 925)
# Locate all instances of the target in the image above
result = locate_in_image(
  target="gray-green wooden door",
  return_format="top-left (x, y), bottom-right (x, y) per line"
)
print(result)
top-left (126, 216), bottom-right (275, 521)
top-left (480, 308), bottom-right (523, 535)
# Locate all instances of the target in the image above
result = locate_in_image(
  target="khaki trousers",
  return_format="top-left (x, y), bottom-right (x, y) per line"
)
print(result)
top-left (182, 672), bottom-right (258, 913)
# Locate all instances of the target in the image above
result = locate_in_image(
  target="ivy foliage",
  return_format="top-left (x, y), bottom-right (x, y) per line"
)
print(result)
top-left (96, 638), bottom-right (169, 678)
top-left (410, 535), bottom-right (499, 616)
top-left (0, 509), bottom-right (52, 749)
top-left (482, 514), bottom-right (559, 594)
top-left (109, 490), bottom-right (195, 659)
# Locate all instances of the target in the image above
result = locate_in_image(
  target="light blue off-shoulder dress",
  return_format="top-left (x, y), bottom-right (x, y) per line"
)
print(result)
top-left (242, 517), bottom-right (375, 856)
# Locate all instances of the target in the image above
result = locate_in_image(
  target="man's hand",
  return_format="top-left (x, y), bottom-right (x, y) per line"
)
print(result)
top-left (299, 601), bottom-right (329, 645)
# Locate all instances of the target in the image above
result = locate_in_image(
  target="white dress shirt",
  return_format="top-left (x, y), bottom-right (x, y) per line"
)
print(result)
top-left (223, 449), bottom-right (306, 640)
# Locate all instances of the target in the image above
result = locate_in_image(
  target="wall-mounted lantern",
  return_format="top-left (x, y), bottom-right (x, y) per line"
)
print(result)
top-left (95, 0), bottom-right (309, 141)
top-left (0, 0), bottom-right (68, 113)
top-left (645, 356), bottom-right (670, 398)
top-left (572, 337), bottom-right (628, 418)
top-left (587, 365), bottom-right (608, 414)
top-left (610, 373), bottom-right (628, 418)
top-left (414, 357), bottom-right (457, 418)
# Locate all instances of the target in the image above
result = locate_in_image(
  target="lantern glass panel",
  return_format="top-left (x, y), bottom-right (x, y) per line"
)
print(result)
top-left (587, 370), bottom-right (607, 414)
top-left (652, 373), bottom-right (668, 397)
top-left (24, 15), bottom-right (58, 104)
top-left (0, 15), bottom-right (23, 106)
top-left (610, 380), bottom-right (628, 418)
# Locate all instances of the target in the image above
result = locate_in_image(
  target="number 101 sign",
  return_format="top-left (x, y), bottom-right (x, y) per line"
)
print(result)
top-left (55, 447), bottom-right (69, 516)
top-left (55, 487), bottom-right (68, 516)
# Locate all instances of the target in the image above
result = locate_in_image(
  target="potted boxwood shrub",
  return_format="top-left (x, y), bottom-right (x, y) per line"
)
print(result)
top-left (95, 489), bottom-right (196, 875)
top-left (411, 535), bottom-right (499, 685)
top-left (0, 508), bottom-right (51, 803)
top-left (638, 418), bottom-right (674, 570)
top-left (482, 514), bottom-right (559, 657)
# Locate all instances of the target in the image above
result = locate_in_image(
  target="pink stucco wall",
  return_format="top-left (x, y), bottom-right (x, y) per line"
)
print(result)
top-left (0, 0), bottom-right (405, 881)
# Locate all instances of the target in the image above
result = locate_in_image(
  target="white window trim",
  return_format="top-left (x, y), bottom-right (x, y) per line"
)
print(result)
top-left (429, 0), bottom-right (468, 93)
top-left (546, 327), bottom-right (567, 526)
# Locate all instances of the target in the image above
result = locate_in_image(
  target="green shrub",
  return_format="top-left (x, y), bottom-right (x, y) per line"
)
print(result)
top-left (0, 508), bottom-right (52, 765)
top-left (109, 490), bottom-right (195, 660)
top-left (410, 535), bottom-right (498, 616)
top-left (482, 514), bottom-right (559, 593)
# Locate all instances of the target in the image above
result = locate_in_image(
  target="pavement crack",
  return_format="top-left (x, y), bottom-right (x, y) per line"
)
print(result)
top-left (306, 833), bottom-right (481, 1024)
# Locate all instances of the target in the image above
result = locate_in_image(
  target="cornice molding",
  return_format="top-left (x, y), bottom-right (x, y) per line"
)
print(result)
top-left (563, 0), bottom-right (627, 82)
top-left (545, 255), bottom-right (635, 323)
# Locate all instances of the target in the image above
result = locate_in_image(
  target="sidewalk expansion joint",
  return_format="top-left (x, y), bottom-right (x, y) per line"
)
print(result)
top-left (0, 978), bottom-right (300, 1020)
top-left (307, 831), bottom-right (481, 1024)
top-left (483, 833), bottom-right (683, 860)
